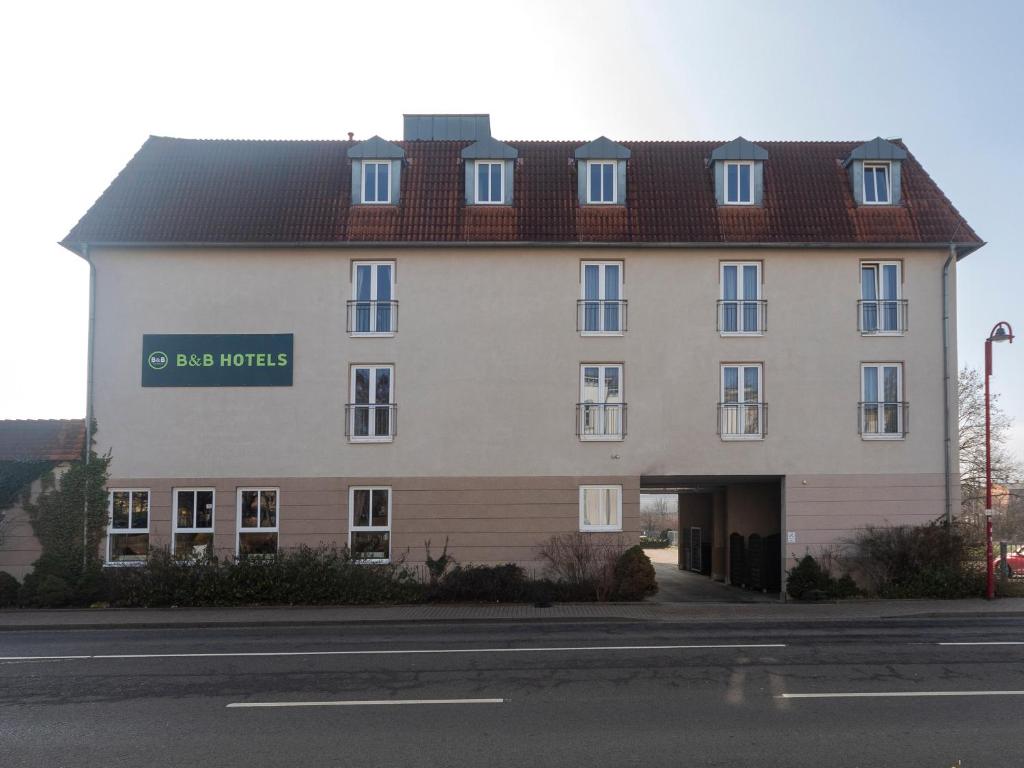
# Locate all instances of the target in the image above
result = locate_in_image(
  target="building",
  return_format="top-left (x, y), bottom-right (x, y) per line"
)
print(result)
top-left (53, 114), bottom-right (982, 586)
top-left (0, 420), bottom-right (87, 579)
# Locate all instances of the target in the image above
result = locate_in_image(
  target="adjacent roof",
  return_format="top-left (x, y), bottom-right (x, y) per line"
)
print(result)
top-left (404, 114), bottom-right (491, 141)
top-left (710, 136), bottom-right (769, 162)
top-left (62, 136), bottom-right (982, 253)
top-left (0, 420), bottom-right (86, 462)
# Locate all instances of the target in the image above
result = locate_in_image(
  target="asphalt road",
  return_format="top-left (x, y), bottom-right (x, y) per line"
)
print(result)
top-left (2, 616), bottom-right (1022, 767)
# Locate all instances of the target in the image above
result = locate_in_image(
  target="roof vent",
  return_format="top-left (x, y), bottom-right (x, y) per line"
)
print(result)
top-left (403, 114), bottom-right (491, 141)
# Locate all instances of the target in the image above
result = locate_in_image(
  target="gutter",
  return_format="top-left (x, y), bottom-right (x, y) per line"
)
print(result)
top-left (82, 244), bottom-right (96, 569)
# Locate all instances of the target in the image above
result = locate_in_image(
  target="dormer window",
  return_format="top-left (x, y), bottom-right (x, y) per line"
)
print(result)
top-left (574, 137), bottom-right (630, 206)
top-left (863, 162), bottom-right (890, 205)
top-left (475, 161), bottom-right (504, 204)
top-left (588, 161), bottom-right (616, 204)
top-left (725, 161), bottom-right (753, 204)
top-left (363, 161), bottom-right (391, 204)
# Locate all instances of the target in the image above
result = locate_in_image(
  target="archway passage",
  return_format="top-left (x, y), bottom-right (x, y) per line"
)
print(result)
top-left (641, 475), bottom-right (783, 602)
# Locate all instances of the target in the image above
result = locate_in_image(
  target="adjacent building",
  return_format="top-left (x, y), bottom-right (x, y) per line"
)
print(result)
top-left (52, 114), bottom-right (982, 585)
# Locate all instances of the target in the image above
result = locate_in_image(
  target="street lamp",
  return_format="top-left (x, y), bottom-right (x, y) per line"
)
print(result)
top-left (985, 321), bottom-right (1014, 600)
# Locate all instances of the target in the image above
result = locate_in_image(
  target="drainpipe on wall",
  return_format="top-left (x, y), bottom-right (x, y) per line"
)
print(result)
top-left (941, 244), bottom-right (955, 525)
top-left (82, 244), bottom-right (96, 569)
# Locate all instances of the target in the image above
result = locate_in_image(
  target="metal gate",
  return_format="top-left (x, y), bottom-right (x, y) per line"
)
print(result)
top-left (689, 527), bottom-right (703, 573)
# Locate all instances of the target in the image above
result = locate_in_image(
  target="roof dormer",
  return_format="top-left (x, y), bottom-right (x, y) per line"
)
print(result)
top-left (461, 136), bottom-right (518, 205)
top-left (347, 136), bottom-right (405, 205)
top-left (843, 137), bottom-right (907, 206)
top-left (710, 137), bottom-right (768, 206)
top-left (574, 137), bottom-right (630, 206)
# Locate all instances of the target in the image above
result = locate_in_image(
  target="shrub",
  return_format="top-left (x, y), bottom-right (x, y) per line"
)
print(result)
top-left (0, 571), bottom-right (19, 607)
top-left (786, 554), bottom-right (860, 600)
top-left (639, 535), bottom-right (670, 549)
top-left (20, 573), bottom-right (71, 607)
top-left (538, 532), bottom-right (629, 600)
top-left (426, 564), bottom-right (532, 602)
top-left (424, 538), bottom-right (455, 585)
top-left (612, 546), bottom-right (657, 600)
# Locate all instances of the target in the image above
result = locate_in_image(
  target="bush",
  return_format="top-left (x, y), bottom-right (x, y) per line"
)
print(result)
top-left (612, 546), bottom-right (657, 600)
top-left (640, 535), bottom-right (670, 549)
top-left (426, 564), bottom-right (532, 602)
top-left (843, 522), bottom-right (984, 599)
top-left (20, 573), bottom-right (71, 607)
top-left (538, 532), bottom-right (631, 600)
top-left (786, 555), bottom-right (860, 600)
top-left (0, 571), bottom-right (19, 607)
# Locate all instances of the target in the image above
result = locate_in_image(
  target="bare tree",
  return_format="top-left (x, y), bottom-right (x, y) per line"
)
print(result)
top-left (640, 497), bottom-right (673, 536)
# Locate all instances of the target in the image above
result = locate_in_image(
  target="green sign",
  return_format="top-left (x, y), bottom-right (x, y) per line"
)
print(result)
top-left (141, 334), bottom-right (293, 387)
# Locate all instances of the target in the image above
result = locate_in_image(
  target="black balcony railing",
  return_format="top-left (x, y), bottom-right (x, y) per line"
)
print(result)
top-left (718, 402), bottom-right (766, 438)
top-left (857, 299), bottom-right (908, 334)
top-left (717, 300), bottom-right (767, 334)
top-left (577, 300), bottom-right (628, 334)
top-left (345, 403), bottom-right (396, 441)
top-left (346, 300), bottom-right (398, 335)
top-left (576, 402), bottom-right (627, 439)
top-left (858, 401), bottom-right (908, 438)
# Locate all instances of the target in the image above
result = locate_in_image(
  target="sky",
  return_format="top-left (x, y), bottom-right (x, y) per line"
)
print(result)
top-left (1, 0), bottom-right (1022, 471)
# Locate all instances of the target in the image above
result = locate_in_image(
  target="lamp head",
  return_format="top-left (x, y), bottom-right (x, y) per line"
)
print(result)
top-left (988, 322), bottom-right (1014, 344)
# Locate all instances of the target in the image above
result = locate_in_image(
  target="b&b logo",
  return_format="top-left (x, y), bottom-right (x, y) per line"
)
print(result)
top-left (148, 351), bottom-right (169, 370)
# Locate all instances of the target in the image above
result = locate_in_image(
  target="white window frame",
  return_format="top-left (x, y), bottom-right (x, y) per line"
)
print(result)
top-left (860, 362), bottom-right (905, 440)
top-left (349, 364), bottom-right (395, 443)
top-left (236, 487), bottom-right (280, 556)
top-left (580, 261), bottom-right (624, 336)
top-left (474, 160), bottom-right (504, 204)
top-left (859, 261), bottom-right (903, 335)
top-left (719, 262), bottom-right (763, 335)
top-left (579, 363), bottom-right (625, 441)
top-left (862, 161), bottom-right (891, 205)
top-left (171, 488), bottom-right (215, 557)
top-left (106, 489), bottom-right (150, 566)
top-left (579, 485), bottom-right (623, 532)
top-left (724, 161), bottom-right (754, 205)
top-left (586, 160), bottom-right (617, 204)
top-left (349, 486), bottom-right (392, 563)
top-left (350, 261), bottom-right (397, 337)
top-left (362, 160), bottom-right (391, 204)
top-left (720, 363), bottom-right (764, 441)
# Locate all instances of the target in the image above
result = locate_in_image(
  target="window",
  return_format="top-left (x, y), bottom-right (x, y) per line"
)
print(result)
top-left (579, 262), bottom-right (624, 334)
top-left (725, 161), bottom-right (753, 204)
top-left (349, 487), bottom-right (391, 561)
top-left (578, 364), bottom-right (624, 440)
top-left (237, 488), bottom-right (278, 555)
top-left (863, 162), bottom-right (890, 204)
top-left (860, 262), bottom-right (904, 334)
top-left (719, 262), bottom-right (763, 334)
top-left (579, 485), bottom-right (622, 532)
top-left (107, 490), bottom-right (149, 564)
top-left (173, 488), bottom-right (214, 558)
top-left (362, 161), bottom-right (391, 204)
top-left (348, 365), bottom-right (394, 441)
top-left (861, 363), bottom-right (905, 438)
top-left (475, 161), bottom-right (504, 204)
top-left (350, 261), bottom-right (396, 335)
top-left (587, 161), bottom-right (616, 204)
top-left (720, 364), bottom-right (763, 439)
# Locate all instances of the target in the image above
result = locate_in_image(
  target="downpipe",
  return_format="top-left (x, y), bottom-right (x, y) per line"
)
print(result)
top-left (941, 245), bottom-right (954, 526)
top-left (82, 245), bottom-right (96, 569)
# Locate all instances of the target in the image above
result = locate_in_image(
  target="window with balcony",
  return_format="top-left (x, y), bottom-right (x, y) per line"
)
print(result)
top-left (173, 488), bottom-right (214, 558)
top-left (725, 161), bottom-right (754, 204)
top-left (587, 160), bottom-right (616, 204)
top-left (860, 363), bottom-right (906, 439)
top-left (362, 160), bottom-right (391, 204)
top-left (863, 162), bottom-right (891, 204)
top-left (349, 261), bottom-right (396, 335)
top-left (578, 364), bottom-right (625, 440)
top-left (349, 487), bottom-right (391, 562)
top-left (579, 485), bottom-right (622, 532)
top-left (719, 262), bottom-right (764, 334)
top-left (859, 262), bottom-right (905, 334)
top-left (347, 365), bottom-right (395, 442)
top-left (579, 261), bottom-right (625, 334)
top-left (719, 364), bottom-right (764, 439)
top-left (237, 488), bottom-right (278, 555)
top-left (107, 489), bottom-right (149, 564)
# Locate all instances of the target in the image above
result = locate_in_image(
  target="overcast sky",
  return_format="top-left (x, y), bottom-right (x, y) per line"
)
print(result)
top-left (2, 0), bottom-right (1021, 468)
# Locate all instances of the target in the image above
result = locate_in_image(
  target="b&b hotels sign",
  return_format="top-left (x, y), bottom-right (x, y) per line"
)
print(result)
top-left (141, 334), bottom-right (293, 387)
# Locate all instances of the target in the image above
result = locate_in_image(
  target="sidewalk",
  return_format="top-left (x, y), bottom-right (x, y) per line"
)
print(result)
top-left (2, 597), bottom-right (1023, 631)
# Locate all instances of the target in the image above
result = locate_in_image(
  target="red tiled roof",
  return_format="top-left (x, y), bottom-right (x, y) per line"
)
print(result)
top-left (0, 420), bottom-right (86, 462)
top-left (61, 137), bottom-right (982, 252)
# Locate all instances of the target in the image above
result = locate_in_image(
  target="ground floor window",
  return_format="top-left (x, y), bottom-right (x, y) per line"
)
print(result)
top-left (173, 488), bottom-right (215, 558)
top-left (579, 485), bottom-right (622, 532)
top-left (237, 488), bottom-right (278, 555)
top-left (349, 487), bottom-right (391, 561)
top-left (107, 489), bottom-right (150, 563)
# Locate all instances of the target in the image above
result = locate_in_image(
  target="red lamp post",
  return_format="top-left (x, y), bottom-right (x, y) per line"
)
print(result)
top-left (985, 321), bottom-right (1014, 600)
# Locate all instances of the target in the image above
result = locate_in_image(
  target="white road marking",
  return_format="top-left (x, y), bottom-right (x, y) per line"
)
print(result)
top-left (227, 698), bottom-right (504, 708)
top-left (938, 642), bottom-right (1024, 646)
top-left (780, 690), bottom-right (1024, 700)
top-left (0, 643), bottom-right (785, 662)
